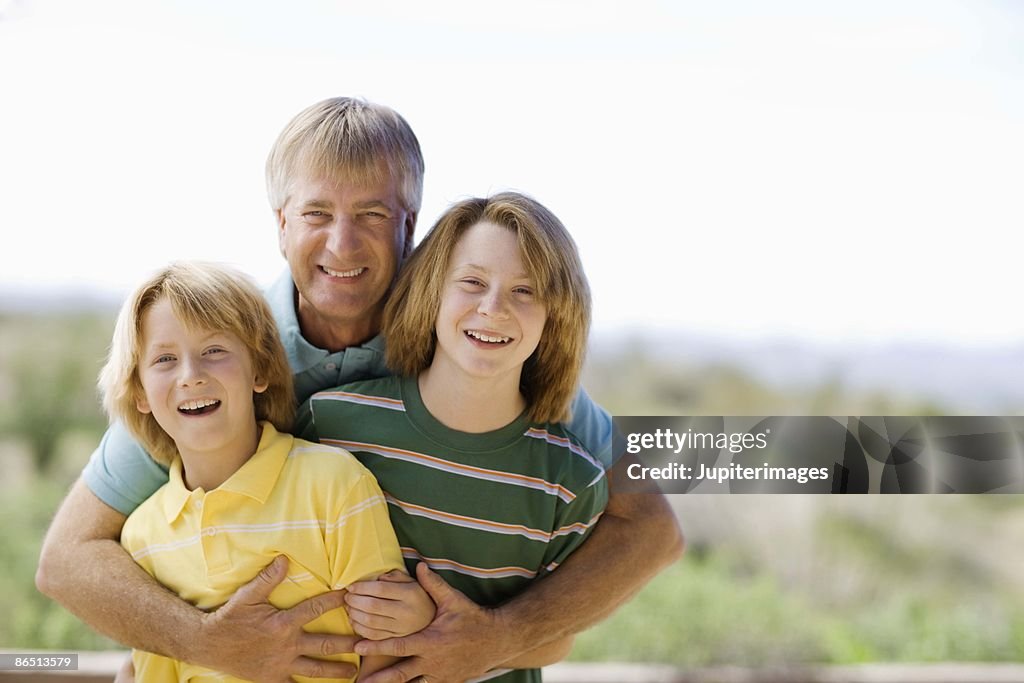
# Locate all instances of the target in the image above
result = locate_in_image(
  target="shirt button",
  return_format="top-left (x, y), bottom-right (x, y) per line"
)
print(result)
top-left (325, 362), bottom-right (337, 371)
top-left (204, 528), bottom-right (217, 537)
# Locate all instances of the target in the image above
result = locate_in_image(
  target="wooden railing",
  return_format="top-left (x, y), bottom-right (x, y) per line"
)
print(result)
top-left (3, 652), bottom-right (1024, 683)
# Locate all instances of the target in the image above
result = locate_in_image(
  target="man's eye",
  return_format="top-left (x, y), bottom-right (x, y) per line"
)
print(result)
top-left (304, 211), bottom-right (328, 219)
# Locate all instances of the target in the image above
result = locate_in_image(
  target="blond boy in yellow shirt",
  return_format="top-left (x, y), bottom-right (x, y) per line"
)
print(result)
top-left (98, 262), bottom-right (425, 682)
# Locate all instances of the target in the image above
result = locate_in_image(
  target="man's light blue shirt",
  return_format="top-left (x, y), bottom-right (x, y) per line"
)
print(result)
top-left (84, 270), bottom-right (613, 515)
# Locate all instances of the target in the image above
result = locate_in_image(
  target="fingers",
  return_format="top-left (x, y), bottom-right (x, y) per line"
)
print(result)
top-left (357, 657), bottom-right (424, 683)
top-left (233, 555), bottom-right (289, 604)
top-left (349, 620), bottom-right (396, 641)
top-left (377, 569), bottom-right (413, 584)
top-left (347, 577), bottom-right (412, 599)
top-left (347, 605), bottom-right (398, 638)
top-left (285, 589), bottom-right (349, 628)
top-left (290, 656), bottom-right (358, 680)
top-left (344, 591), bottom-right (397, 614)
top-left (414, 562), bottom-right (457, 604)
top-left (297, 631), bottom-right (360, 657)
top-left (355, 633), bottom-right (421, 658)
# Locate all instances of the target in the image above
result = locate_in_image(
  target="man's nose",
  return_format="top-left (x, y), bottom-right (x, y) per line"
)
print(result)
top-left (325, 216), bottom-right (361, 255)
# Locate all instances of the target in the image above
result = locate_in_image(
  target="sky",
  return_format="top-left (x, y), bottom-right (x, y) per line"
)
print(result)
top-left (2, 0), bottom-right (1023, 345)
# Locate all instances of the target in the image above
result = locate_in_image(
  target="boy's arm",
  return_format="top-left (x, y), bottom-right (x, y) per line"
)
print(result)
top-left (355, 463), bottom-right (683, 683)
top-left (36, 479), bottom-right (360, 682)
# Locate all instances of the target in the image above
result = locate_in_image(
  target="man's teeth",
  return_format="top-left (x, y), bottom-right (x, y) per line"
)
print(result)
top-left (323, 266), bottom-right (365, 278)
top-left (466, 330), bottom-right (511, 344)
top-left (179, 399), bottom-right (220, 412)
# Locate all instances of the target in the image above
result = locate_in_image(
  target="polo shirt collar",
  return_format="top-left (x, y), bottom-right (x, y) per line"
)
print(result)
top-left (265, 268), bottom-right (387, 370)
top-left (160, 458), bottom-right (192, 524)
top-left (159, 422), bottom-right (293, 524)
top-left (266, 269), bottom-right (328, 374)
top-left (218, 422), bottom-right (292, 503)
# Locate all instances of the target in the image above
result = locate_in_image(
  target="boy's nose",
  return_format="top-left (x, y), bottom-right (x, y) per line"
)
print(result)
top-left (478, 290), bottom-right (511, 319)
top-left (177, 357), bottom-right (207, 386)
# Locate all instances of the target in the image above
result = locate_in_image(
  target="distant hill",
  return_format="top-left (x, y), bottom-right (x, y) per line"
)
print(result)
top-left (4, 288), bottom-right (1022, 413)
top-left (591, 330), bottom-right (1024, 414)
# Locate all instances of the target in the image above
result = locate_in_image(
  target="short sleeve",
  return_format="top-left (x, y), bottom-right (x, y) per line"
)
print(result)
top-left (327, 471), bottom-right (405, 589)
top-left (567, 388), bottom-right (614, 469)
top-left (540, 469), bottom-right (609, 573)
top-left (82, 421), bottom-right (170, 516)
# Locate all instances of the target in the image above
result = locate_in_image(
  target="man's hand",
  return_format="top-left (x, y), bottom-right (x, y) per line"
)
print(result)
top-left (36, 481), bottom-right (359, 682)
top-left (345, 569), bottom-right (437, 639)
top-left (198, 555), bottom-right (359, 682)
top-left (354, 563), bottom-right (511, 683)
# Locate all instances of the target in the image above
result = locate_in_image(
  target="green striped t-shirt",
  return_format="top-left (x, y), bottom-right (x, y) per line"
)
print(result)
top-left (298, 375), bottom-right (609, 683)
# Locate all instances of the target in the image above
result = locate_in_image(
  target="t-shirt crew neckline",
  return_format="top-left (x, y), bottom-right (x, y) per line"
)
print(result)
top-left (398, 375), bottom-right (531, 453)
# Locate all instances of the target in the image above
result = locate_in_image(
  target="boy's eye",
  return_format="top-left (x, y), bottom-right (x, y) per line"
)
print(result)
top-left (154, 354), bottom-right (175, 364)
top-left (204, 347), bottom-right (226, 356)
top-left (513, 287), bottom-right (534, 296)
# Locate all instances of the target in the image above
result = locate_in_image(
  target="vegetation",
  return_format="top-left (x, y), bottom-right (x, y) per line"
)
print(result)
top-left (2, 312), bottom-right (1022, 664)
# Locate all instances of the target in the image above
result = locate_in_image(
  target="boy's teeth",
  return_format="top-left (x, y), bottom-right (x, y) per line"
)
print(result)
top-left (179, 399), bottom-right (220, 412)
top-left (323, 266), bottom-right (365, 278)
top-left (467, 330), bottom-right (511, 343)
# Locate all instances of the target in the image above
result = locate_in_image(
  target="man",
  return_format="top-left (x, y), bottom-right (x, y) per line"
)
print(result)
top-left (37, 97), bottom-right (683, 683)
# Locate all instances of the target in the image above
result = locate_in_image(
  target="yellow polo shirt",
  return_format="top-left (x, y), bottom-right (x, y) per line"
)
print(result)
top-left (120, 422), bottom-right (404, 683)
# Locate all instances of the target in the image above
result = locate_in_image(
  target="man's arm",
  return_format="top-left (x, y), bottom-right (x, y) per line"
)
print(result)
top-left (36, 479), bottom-right (359, 682)
top-left (356, 475), bottom-right (683, 683)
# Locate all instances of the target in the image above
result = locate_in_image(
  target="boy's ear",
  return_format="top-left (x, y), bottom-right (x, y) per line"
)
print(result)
top-left (136, 395), bottom-right (152, 414)
top-left (253, 376), bottom-right (269, 394)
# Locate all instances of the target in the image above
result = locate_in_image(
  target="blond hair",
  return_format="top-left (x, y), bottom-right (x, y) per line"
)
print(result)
top-left (266, 97), bottom-right (425, 215)
top-left (384, 192), bottom-right (591, 423)
top-left (99, 262), bottom-right (295, 465)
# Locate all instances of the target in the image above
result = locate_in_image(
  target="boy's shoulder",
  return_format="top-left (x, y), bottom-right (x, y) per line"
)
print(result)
top-left (521, 420), bottom-right (606, 486)
top-left (282, 435), bottom-right (378, 485)
top-left (312, 375), bottom-right (402, 402)
top-left (308, 375), bottom-right (406, 419)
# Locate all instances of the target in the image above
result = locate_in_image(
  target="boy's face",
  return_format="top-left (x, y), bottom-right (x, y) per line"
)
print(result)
top-left (136, 297), bottom-right (268, 462)
top-left (431, 221), bottom-right (547, 388)
top-left (277, 170), bottom-right (415, 348)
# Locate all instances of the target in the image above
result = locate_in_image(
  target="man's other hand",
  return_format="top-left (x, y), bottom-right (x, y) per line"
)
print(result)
top-left (199, 555), bottom-right (359, 682)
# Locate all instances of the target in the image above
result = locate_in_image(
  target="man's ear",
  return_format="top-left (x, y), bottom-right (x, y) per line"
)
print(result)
top-left (401, 211), bottom-right (417, 261)
top-left (276, 209), bottom-right (288, 257)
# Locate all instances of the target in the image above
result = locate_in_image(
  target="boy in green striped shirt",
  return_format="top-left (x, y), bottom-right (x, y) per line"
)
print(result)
top-left (300, 193), bottom-right (609, 683)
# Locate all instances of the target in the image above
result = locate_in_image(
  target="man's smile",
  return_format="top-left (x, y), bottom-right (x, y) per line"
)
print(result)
top-left (321, 266), bottom-right (366, 278)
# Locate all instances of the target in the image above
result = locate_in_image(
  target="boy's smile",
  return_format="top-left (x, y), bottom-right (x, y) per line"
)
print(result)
top-left (136, 297), bottom-right (267, 487)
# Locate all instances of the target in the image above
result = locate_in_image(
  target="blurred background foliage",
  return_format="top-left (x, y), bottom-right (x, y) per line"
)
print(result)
top-left (1, 311), bottom-right (1022, 664)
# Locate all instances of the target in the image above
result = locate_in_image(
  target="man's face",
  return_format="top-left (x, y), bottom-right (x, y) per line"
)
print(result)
top-left (278, 171), bottom-right (415, 347)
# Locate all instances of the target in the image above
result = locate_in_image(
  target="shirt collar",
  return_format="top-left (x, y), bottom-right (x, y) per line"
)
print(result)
top-left (266, 269), bottom-right (328, 374)
top-left (159, 422), bottom-right (293, 524)
top-left (265, 268), bottom-right (387, 371)
top-left (160, 458), bottom-right (192, 524)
